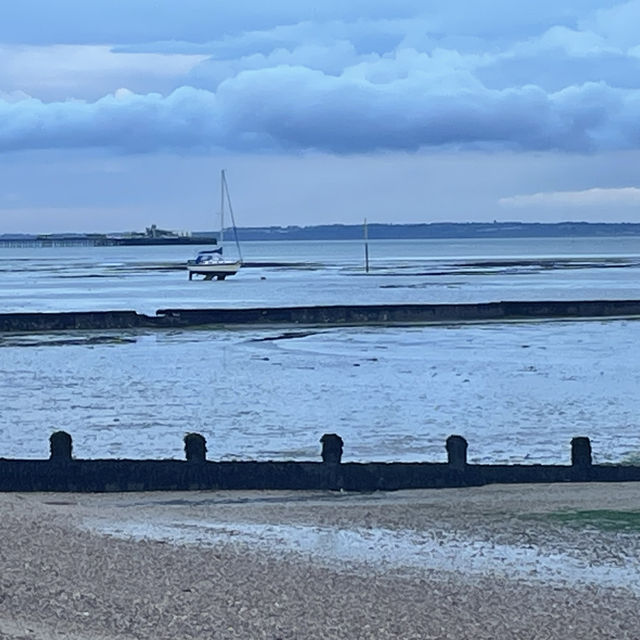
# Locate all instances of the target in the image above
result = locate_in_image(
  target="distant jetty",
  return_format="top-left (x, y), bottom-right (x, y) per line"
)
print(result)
top-left (0, 224), bottom-right (218, 248)
top-left (2, 222), bottom-right (640, 247)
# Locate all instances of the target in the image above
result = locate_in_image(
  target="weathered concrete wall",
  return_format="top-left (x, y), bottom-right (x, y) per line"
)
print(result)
top-left (156, 300), bottom-right (640, 328)
top-left (1, 433), bottom-right (639, 492)
top-left (0, 300), bottom-right (640, 332)
top-left (0, 311), bottom-right (143, 332)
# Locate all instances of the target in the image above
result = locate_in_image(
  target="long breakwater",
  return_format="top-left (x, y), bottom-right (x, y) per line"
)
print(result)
top-left (0, 299), bottom-right (639, 332)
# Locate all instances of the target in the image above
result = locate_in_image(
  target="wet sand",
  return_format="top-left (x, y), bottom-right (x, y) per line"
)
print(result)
top-left (1, 483), bottom-right (640, 639)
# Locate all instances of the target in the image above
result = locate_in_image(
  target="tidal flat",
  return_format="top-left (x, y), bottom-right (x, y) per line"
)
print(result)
top-left (1, 318), bottom-right (639, 465)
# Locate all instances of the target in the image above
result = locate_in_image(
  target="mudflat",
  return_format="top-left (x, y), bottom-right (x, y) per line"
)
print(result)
top-left (1, 483), bottom-right (639, 639)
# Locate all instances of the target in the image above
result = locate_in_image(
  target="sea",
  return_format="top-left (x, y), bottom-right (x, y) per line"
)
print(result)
top-left (1, 236), bottom-right (640, 465)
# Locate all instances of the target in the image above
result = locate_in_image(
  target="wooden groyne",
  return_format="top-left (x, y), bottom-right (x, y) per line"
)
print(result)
top-left (1, 432), bottom-right (639, 492)
top-left (0, 299), bottom-right (640, 333)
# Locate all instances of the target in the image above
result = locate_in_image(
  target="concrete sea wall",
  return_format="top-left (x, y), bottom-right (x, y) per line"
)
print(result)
top-left (1, 432), bottom-right (639, 492)
top-left (0, 299), bottom-right (639, 332)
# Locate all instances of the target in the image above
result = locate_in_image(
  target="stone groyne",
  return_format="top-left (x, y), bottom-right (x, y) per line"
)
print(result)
top-left (0, 299), bottom-right (640, 332)
top-left (1, 432), bottom-right (639, 492)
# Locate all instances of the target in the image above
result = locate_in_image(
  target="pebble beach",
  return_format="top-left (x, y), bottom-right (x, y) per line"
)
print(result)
top-left (1, 483), bottom-right (640, 639)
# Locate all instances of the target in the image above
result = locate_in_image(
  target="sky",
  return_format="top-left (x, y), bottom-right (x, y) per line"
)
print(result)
top-left (2, 1), bottom-right (640, 232)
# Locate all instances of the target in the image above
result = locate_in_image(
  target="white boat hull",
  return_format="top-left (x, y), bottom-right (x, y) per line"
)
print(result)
top-left (187, 260), bottom-right (241, 280)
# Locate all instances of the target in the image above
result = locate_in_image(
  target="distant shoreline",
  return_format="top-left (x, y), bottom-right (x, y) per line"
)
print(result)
top-left (2, 222), bottom-right (640, 246)
top-left (234, 221), bottom-right (640, 241)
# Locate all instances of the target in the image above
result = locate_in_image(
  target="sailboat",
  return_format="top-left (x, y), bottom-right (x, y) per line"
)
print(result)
top-left (187, 170), bottom-right (243, 280)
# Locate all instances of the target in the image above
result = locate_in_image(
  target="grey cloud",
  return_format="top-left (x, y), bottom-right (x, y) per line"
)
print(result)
top-left (3, 1), bottom-right (640, 155)
top-left (108, 6), bottom-right (640, 100)
top-left (0, 1), bottom-right (608, 46)
top-left (0, 73), bottom-right (636, 154)
top-left (113, 19), bottom-right (413, 59)
top-left (0, 1), bottom-right (428, 45)
top-left (0, 89), bottom-right (221, 153)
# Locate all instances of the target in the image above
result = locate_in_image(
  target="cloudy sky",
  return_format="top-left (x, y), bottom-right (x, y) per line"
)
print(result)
top-left (2, 0), bottom-right (640, 232)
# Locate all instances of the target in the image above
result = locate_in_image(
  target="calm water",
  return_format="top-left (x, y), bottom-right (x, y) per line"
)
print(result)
top-left (1, 236), bottom-right (640, 313)
top-left (1, 236), bottom-right (639, 463)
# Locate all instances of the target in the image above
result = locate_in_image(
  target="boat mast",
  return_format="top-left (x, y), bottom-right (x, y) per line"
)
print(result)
top-left (220, 169), bottom-right (225, 253)
top-left (222, 170), bottom-right (244, 265)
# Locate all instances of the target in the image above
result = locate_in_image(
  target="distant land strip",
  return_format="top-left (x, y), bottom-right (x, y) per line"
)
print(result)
top-left (0, 300), bottom-right (639, 333)
top-left (234, 221), bottom-right (640, 241)
top-left (3, 222), bottom-right (640, 246)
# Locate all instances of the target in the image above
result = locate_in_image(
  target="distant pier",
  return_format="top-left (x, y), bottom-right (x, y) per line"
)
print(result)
top-left (0, 232), bottom-right (218, 248)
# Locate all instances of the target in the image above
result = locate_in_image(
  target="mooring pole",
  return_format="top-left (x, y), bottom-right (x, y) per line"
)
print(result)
top-left (364, 218), bottom-right (369, 273)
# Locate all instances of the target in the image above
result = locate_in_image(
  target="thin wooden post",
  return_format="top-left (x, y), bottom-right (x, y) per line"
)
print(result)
top-left (364, 218), bottom-right (369, 273)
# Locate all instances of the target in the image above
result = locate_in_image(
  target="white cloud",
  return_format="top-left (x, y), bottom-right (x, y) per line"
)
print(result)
top-left (0, 90), bottom-right (31, 103)
top-left (499, 187), bottom-right (640, 208)
top-left (0, 45), bottom-right (208, 100)
top-left (581, 0), bottom-right (640, 48)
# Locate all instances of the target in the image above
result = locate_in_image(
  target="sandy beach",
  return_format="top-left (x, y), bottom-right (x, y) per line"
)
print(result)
top-left (1, 483), bottom-right (640, 639)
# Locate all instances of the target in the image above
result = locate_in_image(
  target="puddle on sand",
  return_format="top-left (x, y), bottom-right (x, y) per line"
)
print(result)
top-left (90, 519), bottom-right (640, 594)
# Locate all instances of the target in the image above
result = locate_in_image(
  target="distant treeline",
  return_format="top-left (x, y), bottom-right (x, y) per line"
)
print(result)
top-left (230, 222), bottom-right (640, 241)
